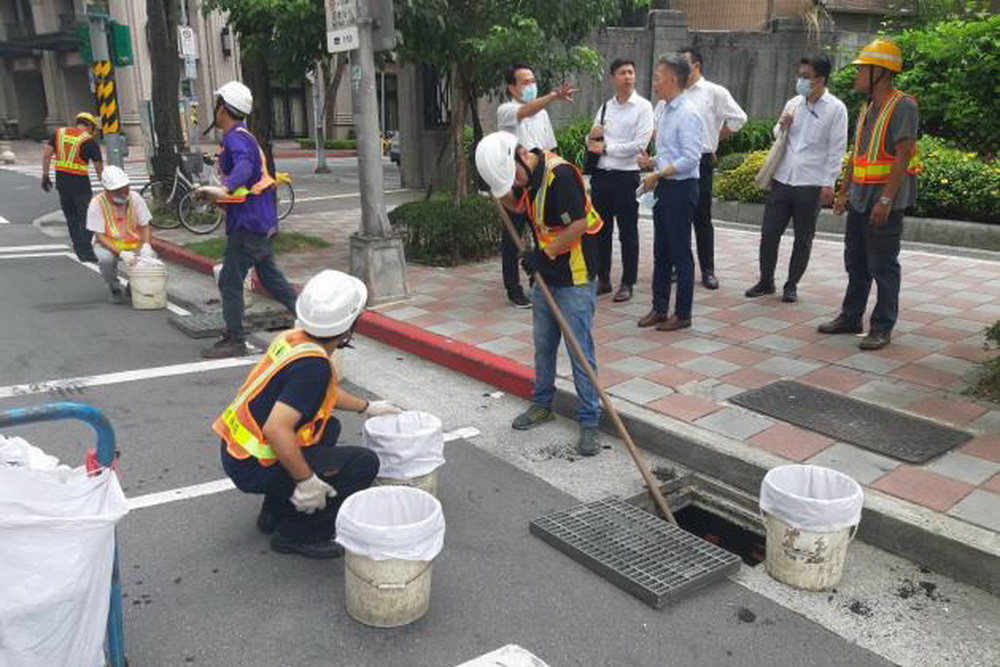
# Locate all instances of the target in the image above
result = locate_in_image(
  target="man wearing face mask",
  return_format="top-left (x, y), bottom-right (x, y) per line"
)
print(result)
top-left (215, 270), bottom-right (402, 559)
top-left (495, 64), bottom-right (577, 308)
top-left (475, 132), bottom-right (605, 456)
top-left (819, 39), bottom-right (920, 351)
top-left (746, 54), bottom-right (847, 304)
top-left (86, 166), bottom-right (156, 304)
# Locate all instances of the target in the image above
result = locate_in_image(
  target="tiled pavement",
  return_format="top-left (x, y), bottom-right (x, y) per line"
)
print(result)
top-left (167, 204), bottom-right (1000, 536)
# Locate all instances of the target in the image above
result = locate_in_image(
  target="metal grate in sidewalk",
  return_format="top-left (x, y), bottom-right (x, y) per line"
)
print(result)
top-left (168, 311), bottom-right (294, 338)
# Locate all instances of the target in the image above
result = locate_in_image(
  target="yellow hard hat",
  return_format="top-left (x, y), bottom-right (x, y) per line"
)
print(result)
top-left (75, 112), bottom-right (99, 127)
top-left (852, 39), bottom-right (903, 73)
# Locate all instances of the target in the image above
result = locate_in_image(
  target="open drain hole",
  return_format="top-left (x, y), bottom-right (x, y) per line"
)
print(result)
top-left (673, 504), bottom-right (766, 567)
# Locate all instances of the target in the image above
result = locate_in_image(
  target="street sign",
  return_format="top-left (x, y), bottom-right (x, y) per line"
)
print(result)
top-left (178, 26), bottom-right (198, 58)
top-left (328, 26), bottom-right (359, 53)
top-left (326, 0), bottom-right (359, 53)
top-left (183, 54), bottom-right (197, 80)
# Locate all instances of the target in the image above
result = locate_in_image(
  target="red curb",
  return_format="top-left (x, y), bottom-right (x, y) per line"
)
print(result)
top-left (153, 236), bottom-right (536, 398)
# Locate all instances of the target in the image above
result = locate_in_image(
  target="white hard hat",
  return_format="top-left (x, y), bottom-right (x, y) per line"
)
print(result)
top-left (101, 165), bottom-right (130, 190)
top-left (475, 131), bottom-right (518, 198)
top-left (214, 80), bottom-right (253, 116)
top-left (296, 270), bottom-right (368, 338)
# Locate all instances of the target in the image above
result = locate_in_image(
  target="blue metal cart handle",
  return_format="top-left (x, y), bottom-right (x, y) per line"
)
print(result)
top-left (0, 402), bottom-right (116, 467)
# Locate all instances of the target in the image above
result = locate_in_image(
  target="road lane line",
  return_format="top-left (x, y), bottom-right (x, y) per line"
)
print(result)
top-left (295, 188), bottom-right (411, 203)
top-left (0, 244), bottom-right (69, 252)
top-left (125, 426), bottom-right (480, 510)
top-left (0, 216), bottom-right (9, 224)
top-left (0, 357), bottom-right (260, 399)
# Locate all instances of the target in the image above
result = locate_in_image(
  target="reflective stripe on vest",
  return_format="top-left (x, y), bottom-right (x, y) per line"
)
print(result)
top-left (212, 330), bottom-right (338, 466)
top-left (96, 192), bottom-right (141, 251)
top-left (852, 90), bottom-right (921, 185)
top-left (54, 127), bottom-right (91, 176)
top-left (216, 127), bottom-right (277, 204)
top-left (528, 153), bottom-right (604, 286)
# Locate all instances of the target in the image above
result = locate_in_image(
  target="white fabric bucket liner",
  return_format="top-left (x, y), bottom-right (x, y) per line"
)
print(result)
top-left (363, 410), bottom-right (445, 479)
top-left (0, 436), bottom-right (129, 667)
top-left (760, 465), bottom-right (863, 532)
top-left (336, 486), bottom-right (445, 562)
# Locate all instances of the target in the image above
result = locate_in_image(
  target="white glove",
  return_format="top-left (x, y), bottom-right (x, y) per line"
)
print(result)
top-left (139, 243), bottom-right (156, 259)
top-left (290, 474), bottom-right (337, 514)
top-left (364, 400), bottom-right (401, 418)
top-left (119, 250), bottom-right (137, 266)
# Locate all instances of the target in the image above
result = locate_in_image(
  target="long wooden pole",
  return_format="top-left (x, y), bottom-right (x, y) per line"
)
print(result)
top-left (493, 199), bottom-right (677, 525)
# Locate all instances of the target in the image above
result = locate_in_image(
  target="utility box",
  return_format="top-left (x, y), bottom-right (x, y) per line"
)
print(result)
top-left (108, 21), bottom-right (134, 67)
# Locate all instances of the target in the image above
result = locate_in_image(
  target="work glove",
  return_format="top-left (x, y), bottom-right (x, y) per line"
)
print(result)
top-left (119, 250), bottom-right (137, 266)
top-left (290, 473), bottom-right (337, 514)
top-left (139, 243), bottom-right (156, 259)
top-left (519, 248), bottom-right (550, 277)
top-left (41, 175), bottom-right (52, 192)
top-left (364, 400), bottom-right (402, 418)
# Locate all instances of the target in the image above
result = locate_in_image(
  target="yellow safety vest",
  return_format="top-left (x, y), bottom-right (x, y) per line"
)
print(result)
top-left (852, 90), bottom-right (921, 185)
top-left (95, 192), bottom-right (141, 252)
top-left (54, 127), bottom-right (92, 176)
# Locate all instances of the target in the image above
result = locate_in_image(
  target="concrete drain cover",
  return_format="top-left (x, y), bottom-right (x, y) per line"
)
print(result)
top-left (530, 497), bottom-right (740, 608)
top-left (169, 311), bottom-right (294, 338)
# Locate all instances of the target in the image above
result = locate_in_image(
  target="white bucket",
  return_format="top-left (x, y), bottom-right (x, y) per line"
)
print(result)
top-left (376, 469), bottom-right (439, 498)
top-left (363, 411), bottom-right (445, 489)
top-left (128, 263), bottom-right (167, 309)
top-left (335, 487), bottom-right (445, 628)
top-left (213, 263), bottom-right (255, 307)
top-left (759, 465), bottom-right (863, 591)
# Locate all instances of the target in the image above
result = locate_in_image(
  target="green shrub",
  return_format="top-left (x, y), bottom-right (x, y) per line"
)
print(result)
top-left (713, 151), bottom-right (767, 203)
top-left (717, 118), bottom-right (774, 157)
top-left (388, 194), bottom-right (503, 267)
top-left (295, 138), bottom-right (358, 150)
top-left (965, 321), bottom-right (1000, 403)
top-left (716, 152), bottom-right (746, 173)
top-left (554, 116), bottom-right (593, 170)
top-left (913, 137), bottom-right (999, 223)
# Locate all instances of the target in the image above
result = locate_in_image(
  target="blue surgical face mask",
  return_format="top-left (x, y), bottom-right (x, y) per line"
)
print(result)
top-left (111, 195), bottom-right (128, 206)
top-left (796, 77), bottom-right (812, 98)
top-left (521, 83), bottom-right (537, 103)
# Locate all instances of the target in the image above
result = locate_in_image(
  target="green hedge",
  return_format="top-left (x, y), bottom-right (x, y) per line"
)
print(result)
top-left (388, 194), bottom-right (503, 267)
top-left (295, 138), bottom-right (357, 150)
top-left (713, 137), bottom-right (999, 223)
top-left (554, 116), bottom-right (592, 171)
top-left (717, 118), bottom-right (774, 157)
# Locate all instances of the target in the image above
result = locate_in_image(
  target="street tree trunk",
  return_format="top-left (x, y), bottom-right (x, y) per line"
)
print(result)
top-left (241, 42), bottom-right (275, 174)
top-left (146, 0), bottom-right (184, 181)
top-left (450, 63), bottom-right (469, 204)
top-left (323, 53), bottom-right (348, 139)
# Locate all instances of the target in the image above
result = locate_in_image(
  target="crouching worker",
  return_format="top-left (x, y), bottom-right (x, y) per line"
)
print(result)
top-left (86, 165), bottom-right (156, 303)
top-left (214, 270), bottom-right (401, 559)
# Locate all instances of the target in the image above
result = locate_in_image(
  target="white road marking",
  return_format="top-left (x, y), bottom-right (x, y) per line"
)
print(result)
top-left (0, 251), bottom-right (73, 260)
top-left (0, 357), bottom-right (260, 399)
top-left (0, 243), bottom-right (69, 252)
top-left (126, 426), bottom-right (480, 510)
top-left (295, 188), bottom-right (410, 203)
top-left (0, 216), bottom-right (10, 224)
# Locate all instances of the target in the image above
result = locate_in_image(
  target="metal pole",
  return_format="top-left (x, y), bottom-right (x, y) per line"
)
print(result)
top-left (491, 200), bottom-right (678, 525)
top-left (313, 60), bottom-right (330, 173)
top-left (178, 0), bottom-right (199, 157)
top-left (87, 4), bottom-right (124, 168)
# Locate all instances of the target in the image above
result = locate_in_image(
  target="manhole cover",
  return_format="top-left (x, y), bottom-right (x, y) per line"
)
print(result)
top-left (530, 497), bottom-right (741, 608)
top-left (169, 311), bottom-right (294, 338)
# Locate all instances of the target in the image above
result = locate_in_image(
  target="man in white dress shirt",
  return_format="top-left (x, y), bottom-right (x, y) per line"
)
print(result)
top-left (586, 58), bottom-right (654, 303)
top-left (495, 64), bottom-right (576, 307)
top-left (746, 54), bottom-right (848, 303)
top-left (679, 47), bottom-right (747, 290)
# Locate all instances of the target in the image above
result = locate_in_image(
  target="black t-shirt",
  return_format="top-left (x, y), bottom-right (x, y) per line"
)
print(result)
top-left (529, 160), bottom-right (598, 287)
top-left (49, 130), bottom-right (102, 194)
top-left (247, 356), bottom-right (335, 433)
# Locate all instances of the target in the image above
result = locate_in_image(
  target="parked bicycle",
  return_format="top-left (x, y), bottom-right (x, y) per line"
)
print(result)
top-left (179, 169), bottom-right (295, 235)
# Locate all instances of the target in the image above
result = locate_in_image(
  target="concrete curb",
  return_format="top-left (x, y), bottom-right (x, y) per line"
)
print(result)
top-left (152, 236), bottom-right (999, 594)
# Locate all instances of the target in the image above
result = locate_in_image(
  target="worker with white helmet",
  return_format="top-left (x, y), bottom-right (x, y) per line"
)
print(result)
top-left (201, 80), bottom-right (299, 359)
top-left (85, 165), bottom-right (156, 303)
top-left (214, 270), bottom-right (401, 559)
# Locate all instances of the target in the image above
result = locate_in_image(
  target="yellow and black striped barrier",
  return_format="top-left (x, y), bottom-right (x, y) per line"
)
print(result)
top-left (91, 59), bottom-right (120, 134)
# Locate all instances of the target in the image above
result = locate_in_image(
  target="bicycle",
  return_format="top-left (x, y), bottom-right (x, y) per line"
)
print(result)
top-left (140, 153), bottom-right (219, 231)
top-left (179, 167), bottom-right (296, 235)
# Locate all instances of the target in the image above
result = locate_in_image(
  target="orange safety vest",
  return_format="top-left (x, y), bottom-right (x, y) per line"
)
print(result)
top-left (852, 90), bottom-right (921, 185)
top-left (527, 153), bottom-right (603, 286)
top-left (215, 127), bottom-right (277, 204)
top-left (213, 330), bottom-right (338, 466)
top-left (95, 192), bottom-right (141, 252)
top-left (53, 127), bottom-right (92, 176)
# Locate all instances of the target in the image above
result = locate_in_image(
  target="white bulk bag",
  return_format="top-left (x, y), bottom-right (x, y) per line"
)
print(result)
top-left (336, 486), bottom-right (445, 561)
top-left (760, 464), bottom-right (863, 533)
top-left (0, 442), bottom-right (128, 667)
top-left (363, 411), bottom-right (445, 479)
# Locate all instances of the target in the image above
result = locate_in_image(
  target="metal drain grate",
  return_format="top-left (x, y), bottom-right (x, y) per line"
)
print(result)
top-left (169, 311), bottom-right (294, 338)
top-left (530, 497), bottom-right (741, 608)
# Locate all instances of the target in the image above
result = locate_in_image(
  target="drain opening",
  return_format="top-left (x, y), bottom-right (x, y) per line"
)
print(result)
top-left (673, 504), bottom-right (765, 567)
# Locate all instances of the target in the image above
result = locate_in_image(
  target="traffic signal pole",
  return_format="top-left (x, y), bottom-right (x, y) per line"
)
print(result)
top-left (87, 3), bottom-right (125, 168)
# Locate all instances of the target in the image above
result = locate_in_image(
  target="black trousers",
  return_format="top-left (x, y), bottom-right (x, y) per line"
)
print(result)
top-left (840, 206), bottom-right (904, 334)
top-left (220, 230), bottom-right (298, 338)
top-left (758, 181), bottom-right (821, 287)
top-left (58, 188), bottom-right (97, 262)
top-left (501, 209), bottom-right (529, 295)
top-left (693, 153), bottom-right (715, 275)
top-left (222, 420), bottom-right (381, 542)
top-left (592, 169), bottom-right (640, 286)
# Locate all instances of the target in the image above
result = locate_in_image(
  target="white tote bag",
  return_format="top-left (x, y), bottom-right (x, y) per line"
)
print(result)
top-left (755, 125), bottom-right (789, 191)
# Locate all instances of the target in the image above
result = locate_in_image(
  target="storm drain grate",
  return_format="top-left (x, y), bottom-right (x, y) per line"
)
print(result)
top-left (530, 497), bottom-right (741, 608)
top-left (169, 311), bottom-right (294, 338)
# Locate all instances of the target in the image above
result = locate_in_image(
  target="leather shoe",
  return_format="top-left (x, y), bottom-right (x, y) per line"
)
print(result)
top-left (817, 317), bottom-right (863, 335)
top-left (596, 280), bottom-right (613, 296)
top-left (781, 284), bottom-right (798, 303)
top-left (638, 310), bottom-right (669, 328)
top-left (859, 331), bottom-right (891, 350)
top-left (656, 316), bottom-right (692, 332)
top-left (702, 273), bottom-right (719, 290)
top-left (745, 281), bottom-right (775, 298)
top-left (612, 285), bottom-right (633, 302)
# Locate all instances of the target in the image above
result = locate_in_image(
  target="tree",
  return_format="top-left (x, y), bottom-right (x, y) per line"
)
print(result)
top-left (146, 0), bottom-right (185, 180)
top-left (395, 1), bottom-right (648, 203)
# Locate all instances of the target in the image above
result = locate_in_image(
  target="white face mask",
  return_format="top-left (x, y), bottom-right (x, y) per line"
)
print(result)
top-left (796, 77), bottom-right (813, 98)
top-left (521, 83), bottom-right (538, 103)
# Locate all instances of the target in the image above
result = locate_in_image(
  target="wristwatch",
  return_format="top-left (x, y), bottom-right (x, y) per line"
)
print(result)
top-left (877, 196), bottom-right (892, 206)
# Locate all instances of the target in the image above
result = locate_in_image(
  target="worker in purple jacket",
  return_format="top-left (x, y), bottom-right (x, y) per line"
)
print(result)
top-left (202, 81), bottom-right (298, 359)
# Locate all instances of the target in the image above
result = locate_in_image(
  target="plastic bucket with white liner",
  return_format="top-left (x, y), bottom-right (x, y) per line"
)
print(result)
top-left (336, 486), bottom-right (445, 627)
top-left (213, 263), bottom-right (255, 307)
top-left (128, 262), bottom-right (167, 309)
top-left (759, 465), bottom-right (863, 590)
top-left (363, 411), bottom-right (445, 497)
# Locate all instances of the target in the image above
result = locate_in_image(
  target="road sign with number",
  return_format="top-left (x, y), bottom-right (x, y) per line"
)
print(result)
top-left (326, 0), bottom-right (359, 53)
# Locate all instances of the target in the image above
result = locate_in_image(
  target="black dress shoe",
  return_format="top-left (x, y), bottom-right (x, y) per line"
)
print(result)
top-left (596, 280), bottom-right (613, 296)
top-left (638, 310), bottom-right (669, 328)
top-left (270, 534), bottom-right (344, 560)
top-left (612, 285), bottom-right (633, 302)
top-left (745, 281), bottom-right (776, 298)
top-left (817, 317), bottom-right (863, 335)
top-left (508, 290), bottom-right (531, 308)
top-left (782, 284), bottom-right (798, 303)
top-left (859, 331), bottom-right (892, 350)
top-left (702, 273), bottom-right (719, 290)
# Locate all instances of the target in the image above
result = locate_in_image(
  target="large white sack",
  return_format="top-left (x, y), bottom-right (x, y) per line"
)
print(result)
top-left (363, 411), bottom-right (445, 479)
top-left (0, 463), bottom-right (129, 667)
top-left (759, 464), bottom-right (863, 533)
top-left (336, 486), bottom-right (444, 561)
